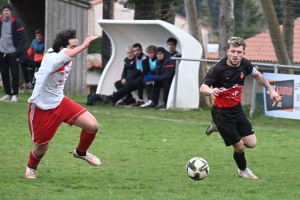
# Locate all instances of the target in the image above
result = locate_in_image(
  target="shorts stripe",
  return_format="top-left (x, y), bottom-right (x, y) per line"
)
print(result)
top-left (29, 104), bottom-right (36, 142)
top-left (67, 108), bottom-right (86, 124)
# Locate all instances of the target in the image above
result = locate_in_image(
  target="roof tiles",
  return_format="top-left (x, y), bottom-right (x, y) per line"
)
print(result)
top-left (206, 17), bottom-right (300, 64)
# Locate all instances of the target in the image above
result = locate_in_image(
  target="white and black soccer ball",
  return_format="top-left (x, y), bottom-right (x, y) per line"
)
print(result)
top-left (186, 157), bottom-right (209, 180)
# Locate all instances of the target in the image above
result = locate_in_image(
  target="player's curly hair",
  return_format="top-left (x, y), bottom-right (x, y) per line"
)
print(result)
top-left (52, 29), bottom-right (77, 53)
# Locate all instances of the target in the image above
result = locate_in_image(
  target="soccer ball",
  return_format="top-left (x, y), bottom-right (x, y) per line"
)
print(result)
top-left (186, 157), bottom-right (209, 180)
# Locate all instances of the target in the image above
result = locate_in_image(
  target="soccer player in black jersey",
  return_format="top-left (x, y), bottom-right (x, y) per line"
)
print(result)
top-left (200, 37), bottom-right (281, 179)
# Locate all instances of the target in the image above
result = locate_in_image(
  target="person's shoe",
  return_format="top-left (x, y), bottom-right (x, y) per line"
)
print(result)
top-left (98, 94), bottom-right (109, 102)
top-left (27, 82), bottom-right (33, 89)
top-left (103, 95), bottom-right (115, 106)
top-left (125, 97), bottom-right (136, 105)
top-left (20, 82), bottom-right (33, 90)
top-left (143, 102), bottom-right (157, 108)
top-left (25, 167), bottom-right (37, 179)
top-left (238, 168), bottom-right (258, 179)
top-left (130, 101), bottom-right (144, 107)
top-left (206, 121), bottom-right (218, 136)
top-left (20, 82), bottom-right (27, 89)
top-left (0, 95), bottom-right (11, 101)
top-left (140, 100), bottom-right (151, 107)
top-left (72, 149), bottom-right (101, 166)
top-left (116, 98), bottom-right (126, 105)
top-left (156, 102), bottom-right (166, 109)
top-left (11, 95), bottom-right (18, 102)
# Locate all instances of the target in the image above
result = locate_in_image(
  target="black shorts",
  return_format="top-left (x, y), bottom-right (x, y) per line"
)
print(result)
top-left (211, 103), bottom-right (254, 146)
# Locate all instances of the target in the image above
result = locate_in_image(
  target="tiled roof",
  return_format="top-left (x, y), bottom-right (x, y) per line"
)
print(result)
top-left (206, 17), bottom-right (300, 64)
top-left (89, 0), bottom-right (102, 6)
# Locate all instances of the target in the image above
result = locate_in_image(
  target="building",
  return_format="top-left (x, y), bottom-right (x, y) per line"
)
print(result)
top-left (10, 0), bottom-right (90, 95)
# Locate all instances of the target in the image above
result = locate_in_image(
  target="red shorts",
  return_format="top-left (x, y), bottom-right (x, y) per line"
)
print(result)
top-left (28, 97), bottom-right (87, 145)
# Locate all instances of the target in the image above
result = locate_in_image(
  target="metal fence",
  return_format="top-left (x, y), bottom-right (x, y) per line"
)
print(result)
top-left (171, 57), bottom-right (300, 117)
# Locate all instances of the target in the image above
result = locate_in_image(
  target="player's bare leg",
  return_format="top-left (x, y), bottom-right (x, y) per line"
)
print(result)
top-left (72, 112), bottom-right (101, 166)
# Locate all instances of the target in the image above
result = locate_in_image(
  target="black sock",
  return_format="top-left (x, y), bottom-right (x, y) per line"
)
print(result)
top-left (233, 151), bottom-right (247, 170)
top-left (76, 149), bottom-right (86, 156)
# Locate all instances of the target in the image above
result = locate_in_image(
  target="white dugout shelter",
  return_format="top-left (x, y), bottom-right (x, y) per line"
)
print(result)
top-left (96, 20), bottom-right (202, 109)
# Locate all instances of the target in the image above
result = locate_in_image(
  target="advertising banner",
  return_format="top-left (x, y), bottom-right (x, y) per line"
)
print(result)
top-left (263, 73), bottom-right (300, 120)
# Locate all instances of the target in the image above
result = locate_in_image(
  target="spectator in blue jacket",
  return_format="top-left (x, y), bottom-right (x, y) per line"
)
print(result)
top-left (20, 29), bottom-right (45, 89)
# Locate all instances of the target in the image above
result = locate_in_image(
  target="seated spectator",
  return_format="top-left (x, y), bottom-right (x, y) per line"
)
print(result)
top-left (167, 37), bottom-right (181, 58)
top-left (114, 46), bottom-right (137, 105)
top-left (20, 29), bottom-right (45, 89)
top-left (101, 43), bottom-right (150, 106)
top-left (140, 45), bottom-right (157, 108)
top-left (144, 47), bottom-right (175, 109)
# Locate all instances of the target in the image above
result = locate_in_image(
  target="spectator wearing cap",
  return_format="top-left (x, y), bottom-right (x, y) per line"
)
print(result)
top-left (20, 29), bottom-right (45, 90)
top-left (144, 47), bottom-right (175, 109)
top-left (0, 3), bottom-right (26, 102)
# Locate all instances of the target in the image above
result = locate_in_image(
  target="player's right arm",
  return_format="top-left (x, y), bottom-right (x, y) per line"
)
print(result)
top-left (200, 84), bottom-right (220, 98)
top-left (65, 36), bottom-right (98, 58)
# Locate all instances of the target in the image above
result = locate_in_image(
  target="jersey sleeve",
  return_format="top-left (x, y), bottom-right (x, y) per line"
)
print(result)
top-left (203, 64), bottom-right (220, 87)
top-left (244, 58), bottom-right (257, 76)
top-left (49, 48), bottom-right (73, 72)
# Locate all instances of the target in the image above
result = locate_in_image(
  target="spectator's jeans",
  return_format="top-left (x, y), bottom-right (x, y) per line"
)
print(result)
top-left (151, 78), bottom-right (173, 104)
top-left (0, 52), bottom-right (20, 96)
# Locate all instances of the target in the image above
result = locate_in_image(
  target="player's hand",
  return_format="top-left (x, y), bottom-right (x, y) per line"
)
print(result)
top-left (270, 91), bottom-right (281, 102)
top-left (210, 88), bottom-right (220, 99)
top-left (83, 36), bottom-right (99, 48)
top-left (146, 81), bottom-right (154, 85)
top-left (121, 79), bottom-right (126, 85)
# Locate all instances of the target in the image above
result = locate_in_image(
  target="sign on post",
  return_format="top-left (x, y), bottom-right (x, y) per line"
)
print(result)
top-left (264, 73), bottom-right (300, 120)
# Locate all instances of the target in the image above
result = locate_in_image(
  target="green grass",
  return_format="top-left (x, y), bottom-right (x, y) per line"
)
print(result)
top-left (1, 87), bottom-right (300, 200)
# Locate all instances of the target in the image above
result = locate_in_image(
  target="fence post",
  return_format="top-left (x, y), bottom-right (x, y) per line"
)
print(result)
top-left (173, 60), bottom-right (180, 110)
top-left (250, 65), bottom-right (258, 117)
top-left (274, 64), bottom-right (278, 73)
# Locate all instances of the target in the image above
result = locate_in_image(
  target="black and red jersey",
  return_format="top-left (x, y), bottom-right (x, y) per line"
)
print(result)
top-left (204, 57), bottom-right (257, 108)
top-left (204, 57), bottom-right (256, 89)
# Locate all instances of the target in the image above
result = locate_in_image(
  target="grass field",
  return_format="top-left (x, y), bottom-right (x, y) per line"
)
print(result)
top-left (0, 87), bottom-right (300, 200)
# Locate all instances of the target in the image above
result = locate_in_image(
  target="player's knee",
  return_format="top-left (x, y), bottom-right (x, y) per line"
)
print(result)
top-left (245, 141), bottom-right (257, 148)
top-left (233, 140), bottom-right (245, 153)
top-left (89, 120), bottom-right (99, 133)
top-left (35, 144), bottom-right (49, 158)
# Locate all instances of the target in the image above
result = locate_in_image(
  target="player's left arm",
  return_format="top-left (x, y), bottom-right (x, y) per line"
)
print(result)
top-left (252, 70), bottom-right (281, 102)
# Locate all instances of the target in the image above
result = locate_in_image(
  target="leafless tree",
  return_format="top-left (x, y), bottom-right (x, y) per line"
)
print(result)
top-left (218, 0), bottom-right (235, 59)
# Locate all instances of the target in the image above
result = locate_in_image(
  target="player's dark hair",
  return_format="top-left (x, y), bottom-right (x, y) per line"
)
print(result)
top-left (52, 29), bottom-right (77, 53)
top-left (167, 37), bottom-right (177, 46)
top-left (132, 43), bottom-right (142, 49)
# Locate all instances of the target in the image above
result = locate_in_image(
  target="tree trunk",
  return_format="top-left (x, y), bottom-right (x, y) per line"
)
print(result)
top-left (184, 0), bottom-right (211, 108)
top-left (218, 0), bottom-right (235, 59)
top-left (260, 0), bottom-right (293, 74)
top-left (283, 0), bottom-right (294, 64)
top-left (134, 0), bottom-right (158, 20)
top-left (102, 0), bottom-right (114, 69)
top-left (159, 0), bottom-right (176, 24)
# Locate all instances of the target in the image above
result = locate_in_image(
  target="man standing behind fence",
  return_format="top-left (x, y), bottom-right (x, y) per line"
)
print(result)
top-left (0, 3), bottom-right (26, 102)
top-left (200, 37), bottom-right (281, 179)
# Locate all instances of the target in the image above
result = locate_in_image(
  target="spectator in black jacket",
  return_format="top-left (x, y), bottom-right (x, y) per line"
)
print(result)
top-left (167, 37), bottom-right (181, 58)
top-left (101, 43), bottom-right (150, 106)
top-left (144, 47), bottom-right (175, 109)
top-left (0, 3), bottom-right (26, 102)
top-left (114, 46), bottom-right (137, 105)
